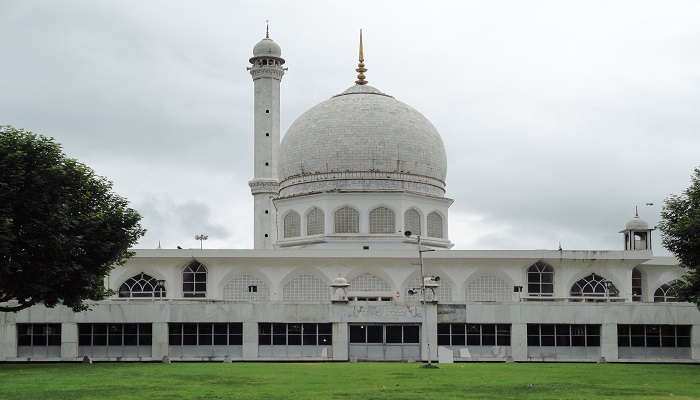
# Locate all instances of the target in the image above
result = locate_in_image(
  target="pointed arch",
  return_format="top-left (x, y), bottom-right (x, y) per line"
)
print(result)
top-left (369, 206), bottom-right (395, 234)
top-left (404, 208), bottom-right (421, 236)
top-left (334, 206), bottom-right (359, 233)
top-left (632, 267), bottom-right (642, 302)
top-left (222, 273), bottom-right (270, 302)
top-left (283, 210), bottom-right (301, 238)
top-left (282, 273), bottom-right (330, 302)
top-left (427, 211), bottom-right (443, 238)
top-left (654, 280), bottom-right (682, 302)
top-left (182, 260), bottom-right (207, 297)
top-left (118, 272), bottom-right (165, 298)
top-left (306, 207), bottom-right (325, 235)
top-left (349, 273), bottom-right (391, 292)
top-left (570, 273), bottom-right (619, 297)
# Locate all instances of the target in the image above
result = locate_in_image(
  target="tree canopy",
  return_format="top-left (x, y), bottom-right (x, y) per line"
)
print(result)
top-left (0, 126), bottom-right (145, 312)
top-left (658, 167), bottom-right (700, 307)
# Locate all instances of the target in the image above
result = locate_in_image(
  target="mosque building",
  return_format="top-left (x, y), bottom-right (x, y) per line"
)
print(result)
top-left (1, 29), bottom-right (698, 363)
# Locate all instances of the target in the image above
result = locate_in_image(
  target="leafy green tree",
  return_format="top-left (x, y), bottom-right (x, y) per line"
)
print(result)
top-left (658, 167), bottom-right (700, 307)
top-left (0, 126), bottom-right (145, 312)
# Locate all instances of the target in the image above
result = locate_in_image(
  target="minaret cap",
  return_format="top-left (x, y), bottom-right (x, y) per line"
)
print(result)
top-left (355, 29), bottom-right (367, 85)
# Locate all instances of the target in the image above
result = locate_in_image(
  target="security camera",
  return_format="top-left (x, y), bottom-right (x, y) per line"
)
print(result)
top-left (433, 276), bottom-right (440, 282)
top-left (404, 230), bottom-right (412, 237)
top-left (407, 289), bottom-right (416, 295)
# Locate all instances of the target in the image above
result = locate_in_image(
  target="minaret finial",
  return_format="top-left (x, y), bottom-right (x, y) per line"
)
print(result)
top-left (355, 29), bottom-right (367, 85)
top-left (635, 205), bottom-right (639, 217)
top-left (265, 20), bottom-right (269, 39)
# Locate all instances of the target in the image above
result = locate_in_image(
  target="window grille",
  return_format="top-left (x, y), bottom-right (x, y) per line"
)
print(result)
top-left (258, 323), bottom-right (332, 346)
top-left (527, 324), bottom-right (600, 347)
top-left (306, 208), bottom-right (325, 235)
top-left (466, 275), bottom-right (510, 302)
top-left (334, 207), bottom-right (359, 233)
top-left (282, 274), bottom-right (330, 302)
top-left (654, 280), bottom-right (681, 302)
top-left (78, 323), bottom-right (152, 346)
top-left (183, 261), bottom-right (207, 298)
top-left (283, 211), bottom-right (301, 238)
top-left (617, 324), bottom-right (691, 347)
top-left (632, 268), bottom-right (642, 302)
top-left (437, 323), bottom-right (510, 346)
top-left (17, 324), bottom-right (61, 346)
top-left (369, 207), bottom-right (395, 234)
top-left (405, 274), bottom-right (452, 302)
top-left (223, 274), bottom-right (270, 301)
top-left (118, 273), bottom-right (165, 298)
top-left (349, 273), bottom-right (391, 292)
top-left (427, 212), bottom-right (443, 238)
top-left (570, 274), bottom-right (618, 297)
top-left (527, 261), bottom-right (554, 296)
top-left (168, 323), bottom-right (242, 346)
top-left (404, 209), bottom-right (421, 235)
top-left (349, 324), bottom-right (419, 344)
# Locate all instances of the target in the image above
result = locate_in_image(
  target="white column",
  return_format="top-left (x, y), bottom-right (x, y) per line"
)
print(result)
top-left (511, 323), bottom-right (527, 361)
top-left (692, 324), bottom-right (700, 361)
top-left (242, 322), bottom-right (258, 360)
top-left (600, 323), bottom-right (618, 362)
top-left (332, 322), bottom-right (348, 361)
top-left (151, 322), bottom-right (168, 361)
top-left (0, 322), bottom-right (17, 360)
top-left (420, 302), bottom-right (437, 362)
top-left (61, 322), bottom-right (78, 361)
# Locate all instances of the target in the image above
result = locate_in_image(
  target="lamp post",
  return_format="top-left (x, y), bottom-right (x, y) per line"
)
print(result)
top-left (405, 231), bottom-right (437, 367)
top-left (195, 234), bottom-right (209, 250)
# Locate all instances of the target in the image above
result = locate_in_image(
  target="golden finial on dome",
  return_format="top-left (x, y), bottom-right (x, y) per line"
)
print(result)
top-left (355, 29), bottom-right (367, 85)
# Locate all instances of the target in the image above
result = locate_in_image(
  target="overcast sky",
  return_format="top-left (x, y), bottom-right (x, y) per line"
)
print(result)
top-left (1, 0), bottom-right (698, 253)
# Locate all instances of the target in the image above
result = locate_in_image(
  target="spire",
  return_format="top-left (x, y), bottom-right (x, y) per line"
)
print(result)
top-left (635, 205), bottom-right (639, 218)
top-left (265, 20), bottom-right (269, 39)
top-left (355, 29), bottom-right (367, 85)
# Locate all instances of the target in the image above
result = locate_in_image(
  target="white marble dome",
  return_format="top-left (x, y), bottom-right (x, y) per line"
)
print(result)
top-left (252, 38), bottom-right (281, 58)
top-left (278, 84), bottom-right (447, 197)
top-left (625, 215), bottom-right (649, 230)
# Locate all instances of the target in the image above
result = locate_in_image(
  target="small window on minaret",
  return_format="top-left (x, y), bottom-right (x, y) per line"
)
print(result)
top-left (265, 109), bottom-right (269, 114)
top-left (264, 234), bottom-right (268, 238)
top-left (265, 210), bottom-right (269, 214)
top-left (265, 162), bottom-right (269, 166)
top-left (265, 133), bottom-right (269, 137)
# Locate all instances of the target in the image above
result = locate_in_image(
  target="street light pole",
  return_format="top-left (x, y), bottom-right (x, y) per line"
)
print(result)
top-left (405, 231), bottom-right (436, 367)
top-left (195, 234), bottom-right (209, 250)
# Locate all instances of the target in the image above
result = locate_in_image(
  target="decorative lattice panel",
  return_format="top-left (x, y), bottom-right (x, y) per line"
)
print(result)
top-left (284, 211), bottom-right (301, 238)
top-left (306, 208), bottom-right (325, 235)
top-left (334, 207), bottom-right (359, 233)
top-left (427, 212), bottom-right (443, 238)
top-left (369, 207), bottom-right (395, 234)
top-left (465, 275), bottom-right (510, 302)
top-left (349, 273), bottom-right (391, 292)
top-left (223, 274), bottom-right (270, 301)
top-left (282, 274), bottom-right (330, 302)
top-left (404, 209), bottom-right (421, 235)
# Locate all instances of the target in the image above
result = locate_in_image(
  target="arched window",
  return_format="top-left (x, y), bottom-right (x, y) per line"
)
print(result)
top-left (527, 261), bottom-right (554, 296)
top-left (307, 208), bottom-right (325, 235)
top-left (283, 274), bottom-right (330, 302)
top-left (182, 261), bottom-right (207, 297)
top-left (466, 275), bottom-right (510, 302)
top-left (404, 209), bottom-right (421, 235)
top-left (284, 211), bottom-right (301, 238)
top-left (118, 273), bottom-right (165, 298)
top-left (632, 267), bottom-right (642, 302)
top-left (427, 212), bottom-right (443, 238)
top-left (654, 280), bottom-right (681, 302)
top-left (349, 274), bottom-right (391, 292)
top-left (570, 274), bottom-right (618, 297)
top-left (369, 207), bottom-right (395, 234)
top-left (334, 206), bottom-right (359, 233)
top-left (222, 274), bottom-right (270, 302)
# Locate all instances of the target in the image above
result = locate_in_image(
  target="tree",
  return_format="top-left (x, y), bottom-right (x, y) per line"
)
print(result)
top-left (658, 167), bottom-right (700, 307)
top-left (0, 126), bottom-right (145, 312)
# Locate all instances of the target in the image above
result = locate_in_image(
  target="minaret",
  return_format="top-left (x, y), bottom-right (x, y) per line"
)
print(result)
top-left (620, 207), bottom-right (654, 251)
top-left (247, 24), bottom-right (285, 249)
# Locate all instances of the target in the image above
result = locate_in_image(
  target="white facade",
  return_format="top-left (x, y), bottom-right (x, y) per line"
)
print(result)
top-left (1, 31), bottom-right (698, 363)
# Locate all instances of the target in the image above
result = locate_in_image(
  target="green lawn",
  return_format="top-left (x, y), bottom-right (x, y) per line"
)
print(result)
top-left (0, 362), bottom-right (699, 400)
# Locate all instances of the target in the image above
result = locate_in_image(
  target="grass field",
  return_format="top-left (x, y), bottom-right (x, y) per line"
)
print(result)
top-left (1, 362), bottom-right (699, 400)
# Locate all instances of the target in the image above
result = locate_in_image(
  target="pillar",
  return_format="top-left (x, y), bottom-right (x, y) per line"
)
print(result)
top-left (421, 302), bottom-right (437, 362)
top-left (60, 322), bottom-right (78, 360)
top-left (151, 322), bottom-right (168, 360)
top-left (242, 322), bottom-right (258, 360)
top-left (0, 322), bottom-right (17, 360)
top-left (692, 324), bottom-right (700, 361)
top-left (601, 323), bottom-right (618, 362)
top-left (511, 323), bottom-right (527, 361)
top-left (332, 322), bottom-right (348, 361)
